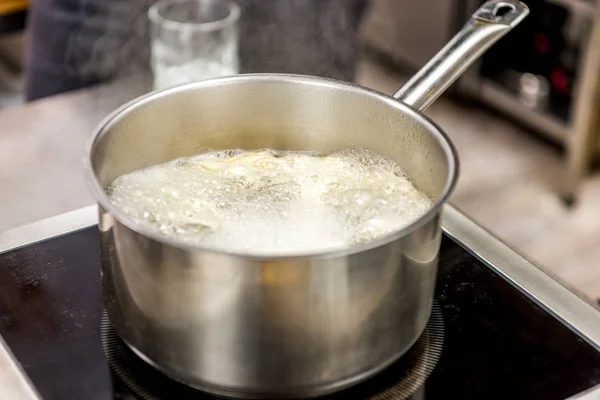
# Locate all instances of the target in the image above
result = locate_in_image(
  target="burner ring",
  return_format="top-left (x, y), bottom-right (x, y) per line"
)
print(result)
top-left (101, 303), bottom-right (443, 400)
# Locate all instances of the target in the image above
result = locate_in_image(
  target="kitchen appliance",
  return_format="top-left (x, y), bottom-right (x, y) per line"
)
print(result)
top-left (2, 205), bottom-right (600, 400)
top-left (364, 0), bottom-right (600, 201)
top-left (83, 1), bottom-right (527, 397)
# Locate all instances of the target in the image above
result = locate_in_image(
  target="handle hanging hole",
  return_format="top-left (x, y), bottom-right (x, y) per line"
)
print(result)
top-left (493, 2), bottom-right (516, 19)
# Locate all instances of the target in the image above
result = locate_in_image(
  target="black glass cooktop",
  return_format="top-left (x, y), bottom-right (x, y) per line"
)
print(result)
top-left (1, 227), bottom-right (600, 400)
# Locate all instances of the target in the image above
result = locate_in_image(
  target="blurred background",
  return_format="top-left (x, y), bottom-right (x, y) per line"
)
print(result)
top-left (1, 0), bottom-right (600, 301)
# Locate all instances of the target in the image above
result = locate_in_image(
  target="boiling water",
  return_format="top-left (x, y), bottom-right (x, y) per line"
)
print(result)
top-left (107, 149), bottom-right (433, 254)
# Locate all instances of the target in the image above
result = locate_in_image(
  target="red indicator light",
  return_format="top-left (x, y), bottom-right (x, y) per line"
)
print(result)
top-left (551, 68), bottom-right (568, 94)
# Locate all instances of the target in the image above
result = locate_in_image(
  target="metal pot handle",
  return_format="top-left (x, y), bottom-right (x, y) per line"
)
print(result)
top-left (394, 0), bottom-right (529, 111)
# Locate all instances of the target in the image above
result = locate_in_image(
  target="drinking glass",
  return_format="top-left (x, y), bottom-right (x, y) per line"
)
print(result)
top-left (148, 0), bottom-right (240, 90)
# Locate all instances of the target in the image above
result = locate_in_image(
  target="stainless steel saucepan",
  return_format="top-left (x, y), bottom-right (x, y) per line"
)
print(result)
top-left (84, 1), bottom-right (528, 398)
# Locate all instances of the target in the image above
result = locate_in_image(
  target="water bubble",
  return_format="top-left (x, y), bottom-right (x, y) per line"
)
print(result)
top-left (106, 148), bottom-right (432, 255)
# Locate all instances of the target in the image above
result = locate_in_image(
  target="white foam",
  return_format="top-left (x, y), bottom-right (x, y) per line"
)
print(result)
top-left (107, 148), bottom-right (433, 255)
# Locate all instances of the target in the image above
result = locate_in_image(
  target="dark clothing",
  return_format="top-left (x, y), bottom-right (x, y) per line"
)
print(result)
top-left (26, 0), bottom-right (369, 101)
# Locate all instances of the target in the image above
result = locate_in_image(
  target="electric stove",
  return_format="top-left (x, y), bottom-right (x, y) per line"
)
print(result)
top-left (1, 205), bottom-right (600, 400)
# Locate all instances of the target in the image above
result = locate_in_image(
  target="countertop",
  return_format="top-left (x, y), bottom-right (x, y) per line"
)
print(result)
top-left (0, 73), bottom-right (152, 231)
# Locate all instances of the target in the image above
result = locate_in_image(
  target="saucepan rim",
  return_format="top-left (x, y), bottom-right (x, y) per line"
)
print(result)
top-left (83, 74), bottom-right (459, 260)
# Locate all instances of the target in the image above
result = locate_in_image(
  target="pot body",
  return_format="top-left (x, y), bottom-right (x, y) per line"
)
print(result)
top-left (88, 75), bottom-right (457, 398)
